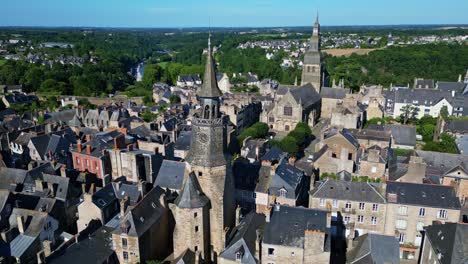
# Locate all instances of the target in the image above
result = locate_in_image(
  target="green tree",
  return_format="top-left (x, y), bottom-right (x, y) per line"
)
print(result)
top-left (417, 124), bottom-right (435, 142)
top-left (169, 94), bottom-right (181, 104)
top-left (280, 136), bottom-right (299, 155)
top-left (400, 105), bottom-right (420, 124)
top-left (440, 106), bottom-right (449, 120)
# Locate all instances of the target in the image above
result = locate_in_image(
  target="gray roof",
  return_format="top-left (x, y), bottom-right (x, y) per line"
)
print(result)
top-left (384, 124), bottom-right (416, 147)
top-left (172, 249), bottom-right (196, 264)
top-left (116, 186), bottom-right (166, 237)
top-left (269, 159), bottom-right (305, 199)
top-left (290, 83), bottom-right (321, 108)
top-left (347, 233), bottom-right (400, 264)
top-left (175, 131), bottom-right (192, 151)
top-left (311, 180), bottom-right (386, 204)
top-left (415, 150), bottom-right (468, 178)
top-left (424, 222), bottom-right (468, 264)
top-left (112, 181), bottom-right (141, 205)
top-left (174, 173), bottom-right (209, 209)
top-left (415, 79), bottom-right (435, 89)
top-left (48, 226), bottom-right (116, 264)
top-left (456, 135), bottom-right (468, 155)
top-left (220, 212), bottom-right (265, 264)
top-left (154, 160), bottom-right (186, 191)
top-left (386, 181), bottom-right (461, 209)
top-left (261, 146), bottom-right (286, 162)
top-left (263, 205), bottom-right (330, 249)
top-left (437, 81), bottom-right (466, 92)
top-left (9, 234), bottom-right (37, 258)
top-left (320, 86), bottom-right (347, 99)
top-left (445, 120), bottom-right (468, 134)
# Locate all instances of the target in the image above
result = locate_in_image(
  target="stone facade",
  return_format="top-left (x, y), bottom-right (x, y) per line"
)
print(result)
top-left (301, 16), bottom-right (322, 93)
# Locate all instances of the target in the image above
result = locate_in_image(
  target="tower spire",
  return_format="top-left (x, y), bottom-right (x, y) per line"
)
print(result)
top-left (198, 34), bottom-right (222, 98)
top-left (316, 10), bottom-right (319, 24)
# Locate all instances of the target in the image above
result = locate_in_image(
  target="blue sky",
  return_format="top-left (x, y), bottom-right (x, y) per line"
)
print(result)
top-left (1, 0), bottom-right (467, 27)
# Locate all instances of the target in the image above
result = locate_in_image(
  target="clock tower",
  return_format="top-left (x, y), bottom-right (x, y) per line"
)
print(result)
top-left (177, 34), bottom-right (236, 262)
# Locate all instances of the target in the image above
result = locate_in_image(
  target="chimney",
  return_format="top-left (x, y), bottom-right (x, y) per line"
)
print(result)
top-left (17, 215), bottom-right (25, 233)
top-left (28, 161), bottom-right (37, 170)
top-left (235, 206), bottom-right (241, 226)
top-left (42, 240), bottom-right (52, 257)
top-left (35, 179), bottom-right (44, 192)
top-left (304, 230), bottom-right (325, 258)
top-left (81, 183), bottom-right (86, 195)
top-left (255, 229), bottom-right (262, 260)
top-left (77, 140), bottom-right (82, 152)
top-left (265, 207), bottom-right (272, 222)
top-left (89, 183), bottom-right (95, 195)
top-left (60, 166), bottom-right (67, 177)
top-left (120, 196), bottom-right (129, 218)
top-left (127, 144), bottom-right (133, 151)
top-left (138, 180), bottom-right (146, 197)
top-left (452, 90), bottom-right (455, 97)
top-left (86, 145), bottom-right (91, 155)
top-left (458, 74), bottom-right (462, 82)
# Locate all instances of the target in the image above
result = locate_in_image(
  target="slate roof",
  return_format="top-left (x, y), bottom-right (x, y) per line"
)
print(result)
top-left (445, 120), bottom-right (468, 134)
top-left (115, 186), bottom-right (166, 237)
top-left (48, 226), bottom-right (116, 264)
top-left (415, 150), bottom-right (468, 178)
top-left (347, 233), bottom-right (400, 264)
top-left (198, 39), bottom-right (222, 98)
top-left (263, 205), bottom-right (330, 250)
top-left (320, 86), bottom-right (347, 99)
top-left (172, 249), bottom-right (196, 264)
top-left (8, 234), bottom-right (37, 258)
top-left (261, 146), bottom-right (286, 162)
top-left (112, 181), bottom-right (141, 205)
top-left (344, 128), bottom-right (391, 143)
top-left (174, 173), bottom-right (209, 209)
top-left (386, 181), bottom-right (461, 209)
top-left (381, 124), bottom-right (416, 147)
top-left (437, 81), bottom-right (466, 92)
top-left (289, 83), bottom-right (321, 108)
top-left (424, 222), bottom-right (468, 264)
top-left (269, 159), bottom-right (305, 199)
top-left (154, 160), bottom-right (186, 191)
top-left (92, 184), bottom-right (117, 209)
top-left (220, 212), bottom-right (265, 264)
top-left (0, 167), bottom-right (27, 190)
top-left (415, 79), bottom-right (435, 89)
top-left (311, 179), bottom-right (386, 204)
top-left (174, 131), bottom-right (192, 151)
top-left (389, 88), bottom-right (461, 106)
top-left (42, 173), bottom-right (70, 201)
top-left (456, 135), bottom-right (468, 155)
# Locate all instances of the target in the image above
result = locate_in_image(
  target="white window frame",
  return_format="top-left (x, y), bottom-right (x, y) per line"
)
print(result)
top-left (359, 202), bottom-right (365, 210)
top-left (357, 215), bottom-right (364, 223)
top-left (319, 198), bottom-right (325, 207)
top-left (371, 216), bottom-right (377, 225)
top-left (398, 206), bottom-right (408, 216)
top-left (372, 204), bottom-right (378, 212)
top-left (396, 219), bottom-right (407, 230)
top-left (437, 209), bottom-right (448, 219)
top-left (419, 208), bottom-right (426, 217)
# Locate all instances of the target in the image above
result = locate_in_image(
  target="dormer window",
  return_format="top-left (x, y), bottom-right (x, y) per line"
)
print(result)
top-left (235, 251), bottom-right (243, 261)
top-left (279, 189), bottom-right (287, 197)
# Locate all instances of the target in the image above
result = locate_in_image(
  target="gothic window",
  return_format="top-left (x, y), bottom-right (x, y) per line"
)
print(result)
top-left (285, 125), bottom-right (290, 131)
top-left (312, 66), bottom-right (316, 72)
top-left (284, 106), bottom-right (293, 116)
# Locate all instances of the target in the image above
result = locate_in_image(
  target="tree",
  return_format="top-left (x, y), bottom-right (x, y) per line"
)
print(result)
top-left (169, 94), bottom-right (181, 104)
top-left (440, 106), bottom-right (449, 120)
top-left (237, 122), bottom-right (269, 145)
top-left (417, 123), bottom-right (435, 142)
top-left (422, 133), bottom-right (457, 153)
top-left (400, 105), bottom-right (420, 124)
top-left (279, 136), bottom-right (299, 155)
top-left (142, 64), bottom-right (164, 88)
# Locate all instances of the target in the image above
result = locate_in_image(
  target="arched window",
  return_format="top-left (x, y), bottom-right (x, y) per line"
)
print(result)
top-left (204, 105), bottom-right (210, 119)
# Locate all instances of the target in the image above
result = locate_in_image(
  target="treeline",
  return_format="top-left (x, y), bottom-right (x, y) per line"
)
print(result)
top-left (325, 44), bottom-right (468, 90)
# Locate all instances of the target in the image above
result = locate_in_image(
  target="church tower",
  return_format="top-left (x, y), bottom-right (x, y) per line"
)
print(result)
top-left (301, 13), bottom-right (322, 93)
top-left (181, 34), bottom-right (236, 262)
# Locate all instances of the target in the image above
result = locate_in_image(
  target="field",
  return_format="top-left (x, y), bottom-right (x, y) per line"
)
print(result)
top-left (323, 48), bottom-right (378, 57)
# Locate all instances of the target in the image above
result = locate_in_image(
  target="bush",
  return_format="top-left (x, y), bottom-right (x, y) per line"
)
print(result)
top-left (422, 133), bottom-right (457, 153)
top-left (237, 122), bottom-right (269, 144)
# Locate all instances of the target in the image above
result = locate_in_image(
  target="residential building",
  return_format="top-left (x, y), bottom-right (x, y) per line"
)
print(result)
top-left (346, 233), bottom-right (400, 264)
top-left (310, 180), bottom-right (387, 236)
top-left (262, 205), bottom-right (331, 264)
top-left (384, 181), bottom-right (461, 261)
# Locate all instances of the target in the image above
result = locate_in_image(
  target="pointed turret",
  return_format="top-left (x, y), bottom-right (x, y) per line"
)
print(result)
top-left (175, 173), bottom-right (209, 208)
top-left (198, 34), bottom-right (222, 98)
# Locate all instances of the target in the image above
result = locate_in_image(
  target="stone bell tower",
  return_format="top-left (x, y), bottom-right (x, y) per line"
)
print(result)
top-left (182, 34), bottom-right (236, 262)
top-left (301, 13), bottom-right (323, 93)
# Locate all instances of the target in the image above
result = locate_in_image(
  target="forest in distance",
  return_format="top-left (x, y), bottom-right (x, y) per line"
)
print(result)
top-left (0, 26), bottom-right (467, 99)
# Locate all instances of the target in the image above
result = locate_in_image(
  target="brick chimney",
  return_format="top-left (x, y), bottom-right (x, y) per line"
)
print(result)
top-left (77, 140), bottom-right (82, 152)
top-left (86, 145), bottom-right (91, 155)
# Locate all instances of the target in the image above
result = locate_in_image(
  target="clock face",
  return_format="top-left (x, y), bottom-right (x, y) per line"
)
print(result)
top-left (199, 132), bottom-right (208, 143)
